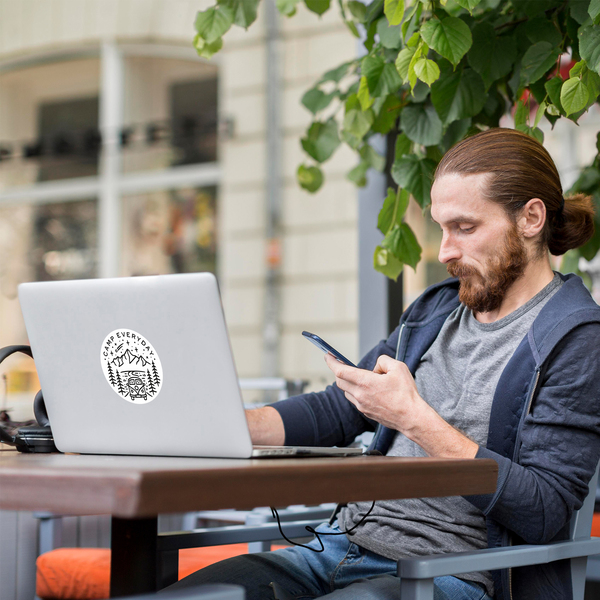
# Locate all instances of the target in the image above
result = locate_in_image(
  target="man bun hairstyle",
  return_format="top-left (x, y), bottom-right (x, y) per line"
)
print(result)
top-left (434, 128), bottom-right (595, 256)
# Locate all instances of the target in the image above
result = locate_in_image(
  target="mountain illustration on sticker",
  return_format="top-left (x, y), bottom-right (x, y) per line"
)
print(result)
top-left (100, 328), bottom-right (163, 404)
top-left (111, 348), bottom-right (150, 368)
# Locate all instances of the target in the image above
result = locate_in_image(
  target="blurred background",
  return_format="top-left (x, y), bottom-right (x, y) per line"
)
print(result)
top-left (0, 0), bottom-right (599, 420)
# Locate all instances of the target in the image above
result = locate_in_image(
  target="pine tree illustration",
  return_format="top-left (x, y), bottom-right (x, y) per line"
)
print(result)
top-left (116, 370), bottom-right (126, 396)
top-left (107, 363), bottom-right (117, 386)
top-left (151, 361), bottom-right (161, 387)
top-left (146, 369), bottom-right (157, 396)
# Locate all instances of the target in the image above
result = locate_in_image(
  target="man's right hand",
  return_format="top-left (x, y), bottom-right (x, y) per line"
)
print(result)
top-left (245, 406), bottom-right (286, 446)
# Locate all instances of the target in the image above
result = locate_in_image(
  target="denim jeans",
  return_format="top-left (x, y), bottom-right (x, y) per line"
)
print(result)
top-left (168, 522), bottom-right (493, 600)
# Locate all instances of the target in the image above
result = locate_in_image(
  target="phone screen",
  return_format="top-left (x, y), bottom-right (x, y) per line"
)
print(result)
top-left (302, 331), bottom-right (357, 368)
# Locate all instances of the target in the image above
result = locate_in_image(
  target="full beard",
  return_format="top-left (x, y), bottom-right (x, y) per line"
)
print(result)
top-left (446, 224), bottom-right (527, 314)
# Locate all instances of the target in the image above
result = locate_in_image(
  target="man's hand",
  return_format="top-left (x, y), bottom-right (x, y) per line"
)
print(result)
top-left (245, 406), bottom-right (285, 446)
top-left (325, 353), bottom-right (478, 459)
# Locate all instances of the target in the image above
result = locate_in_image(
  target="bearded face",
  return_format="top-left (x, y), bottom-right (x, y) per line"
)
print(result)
top-left (446, 222), bottom-right (527, 314)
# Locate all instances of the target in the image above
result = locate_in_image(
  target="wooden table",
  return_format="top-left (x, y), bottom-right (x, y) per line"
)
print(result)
top-left (0, 451), bottom-right (497, 596)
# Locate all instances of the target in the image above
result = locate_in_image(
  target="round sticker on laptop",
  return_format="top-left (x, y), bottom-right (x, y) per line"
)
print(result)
top-left (100, 329), bottom-right (163, 404)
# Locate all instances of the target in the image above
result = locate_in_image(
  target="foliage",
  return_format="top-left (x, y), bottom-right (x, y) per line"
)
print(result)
top-left (194, 0), bottom-right (600, 281)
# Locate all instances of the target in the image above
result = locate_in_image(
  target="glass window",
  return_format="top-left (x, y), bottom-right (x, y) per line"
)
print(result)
top-left (37, 97), bottom-right (99, 181)
top-left (121, 57), bottom-right (218, 174)
top-left (170, 79), bottom-right (218, 166)
top-left (121, 186), bottom-right (217, 276)
top-left (30, 200), bottom-right (98, 281)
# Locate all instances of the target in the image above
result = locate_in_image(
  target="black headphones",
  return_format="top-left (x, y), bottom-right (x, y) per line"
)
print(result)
top-left (0, 345), bottom-right (57, 452)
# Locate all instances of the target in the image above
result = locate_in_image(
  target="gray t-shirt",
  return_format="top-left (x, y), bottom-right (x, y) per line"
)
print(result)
top-left (339, 273), bottom-right (563, 596)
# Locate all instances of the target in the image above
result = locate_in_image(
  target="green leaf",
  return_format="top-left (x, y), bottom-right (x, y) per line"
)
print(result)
top-left (395, 132), bottom-right (412, 157)
top-left (570, 59), bottom-right (587, 78)
top-left (571, 0), bottom-right (593, 24)
top-left (590, 0), bottom-right (600, 24)
top-left (521, 42), bottom-right (560, 85)
top-left (455, 0), bottom-right (483, 13)
top-left (360, 144), bottom-right (386, 171)
top-left (343, 108), bottom-right (375, 140)
top-left (305, 0), bottom-right (331, 15)
top-left (382, 223), bottom-right (422, 270)
top-left (301, 119), bottom-right (341, 162)
top-left (348, 0), bottom-right (367, 21)
top-left (377, 16), bottom-right (403, 49)
top-left (372, 94), bottom-right (401, 134)
top-left (374, 245), bottom-right (404, 280)
top-left (345, 93), bottom-right (360, 112)
top-left (514, 99), bottom-right (529, 127)
top-left (379, 63), bottom-right (403, 95)
top-left (319, 62), bottom-right (353, 84)
top-left (364, 0), bottom-right (384, 24)
top-left (395, 47), bottom-right (416, 81)
top-left (515, 123), bottom-right (544, 144)
top-left (524, 16), bottom-right (562, 47)
top-left (384, 0), bottom-right (404, 26)
top-left (301, 88), bottom-right (337, 114)
top-left (378, 187), bottom-right (410, 234)
top-left (414, 58), bottom-right (441, 86)
top-left (362, 56), bottom-right (403, 96)
top-left (219, 0), bottom-right (260, 28)
top-left (431, 62), bottom-right (487, 125)
top-left (533, 101), bottom-right (547, 127)
top-left (520, 0), bottom-right (562, 18)
top-left (345, 19), bottom-right (361, 37)
top-left (391, 155), bottom-right (436, 208)
top-left (400, 103), bottom-right (443, 146)
top-left (561, 77), bottom-right (590, 115)
top-left (297, 164), bottom-right (324, 192)
top-left (545, 76), bottom-right (565, 113)
top-left (193, 34), bottom-right (224, 58)
top-left (357, 76), bottom-right (375, 110)
top-left (194, 5), bottom-right (234, 44)
top-left (401, 0), bottom-right (421, 41)
top-left (441, 118), bottom-right (471, 152)
top-left (546, 103), bottom-right (561, 116)
top-left (467, 23), bottom-right (517, 89)
top-left (347, 162), bottom-right (369, 186)
top-left (579, 24), bottom-right (600, 74)
top-left (420, 16), bottom-right (473, 67)
top-left (277, 0), bottom-right (300, 16)
top-left (520, 41), bottom-right (560, 85)
top-left (583, 68), bottom-right (600, 104)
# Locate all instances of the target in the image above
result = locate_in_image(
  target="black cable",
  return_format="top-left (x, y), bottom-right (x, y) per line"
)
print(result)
top-left (270, 500), bottom-right (376, 553)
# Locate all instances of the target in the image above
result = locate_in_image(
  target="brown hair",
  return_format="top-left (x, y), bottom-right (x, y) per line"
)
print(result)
top-left (434, 128), bottom-right (595, 256)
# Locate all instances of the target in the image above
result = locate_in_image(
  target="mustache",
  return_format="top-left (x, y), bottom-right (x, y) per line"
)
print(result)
top-left (446, 262), bottom-right (480, 278)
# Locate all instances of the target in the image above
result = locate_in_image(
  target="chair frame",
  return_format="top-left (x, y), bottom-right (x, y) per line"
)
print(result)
top-left (397, 462), bottom-right (600, 600)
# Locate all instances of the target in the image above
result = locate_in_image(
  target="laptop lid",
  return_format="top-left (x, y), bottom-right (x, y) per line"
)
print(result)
top-left (18, 273), bottom-right (254, 458)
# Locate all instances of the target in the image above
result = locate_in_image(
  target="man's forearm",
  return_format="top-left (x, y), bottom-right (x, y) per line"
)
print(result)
top-left (245, 406), bottom-right (286, 445)
top-left (403, 402), bottom-right (479, 459)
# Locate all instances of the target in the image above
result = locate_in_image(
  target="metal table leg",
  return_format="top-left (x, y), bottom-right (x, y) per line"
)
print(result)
top-left (110, 516), bottom-right (158, 597)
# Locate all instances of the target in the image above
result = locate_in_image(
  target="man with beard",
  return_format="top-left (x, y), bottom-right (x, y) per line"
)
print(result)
top-left (170, 128), bottom-right (600, 600)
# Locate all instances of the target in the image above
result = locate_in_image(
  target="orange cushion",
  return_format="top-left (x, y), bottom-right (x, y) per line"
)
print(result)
top-left (592, 513), bottom-right (600, 538)
top-left (36, 544), bottom-right (287, 600)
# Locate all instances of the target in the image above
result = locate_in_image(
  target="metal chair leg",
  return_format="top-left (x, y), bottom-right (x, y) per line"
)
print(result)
top-left (399, 578), bottom-right (434, 600)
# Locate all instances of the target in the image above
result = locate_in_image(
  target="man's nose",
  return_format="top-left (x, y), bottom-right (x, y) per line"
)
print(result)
top-left (438, 233), bottom-right (461, 264)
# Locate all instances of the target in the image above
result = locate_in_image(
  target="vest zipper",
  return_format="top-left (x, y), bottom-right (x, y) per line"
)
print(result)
top-left (507, 367), bottom-right (541, 600)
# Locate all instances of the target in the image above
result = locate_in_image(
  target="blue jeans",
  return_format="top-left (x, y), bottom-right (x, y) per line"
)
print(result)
top-left (168, 522), bottom-right (493, 600)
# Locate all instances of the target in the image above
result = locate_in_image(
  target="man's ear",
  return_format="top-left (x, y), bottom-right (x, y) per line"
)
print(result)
top-left (518, 198), bottom-right (546, 238)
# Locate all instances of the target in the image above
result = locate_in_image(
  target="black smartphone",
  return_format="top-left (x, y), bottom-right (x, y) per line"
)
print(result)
top-left (302, 331), bottom-right (357, 368)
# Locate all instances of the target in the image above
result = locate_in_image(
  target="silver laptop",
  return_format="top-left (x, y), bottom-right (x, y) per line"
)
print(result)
top-left (18, 273), bottom-right (363, 459)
